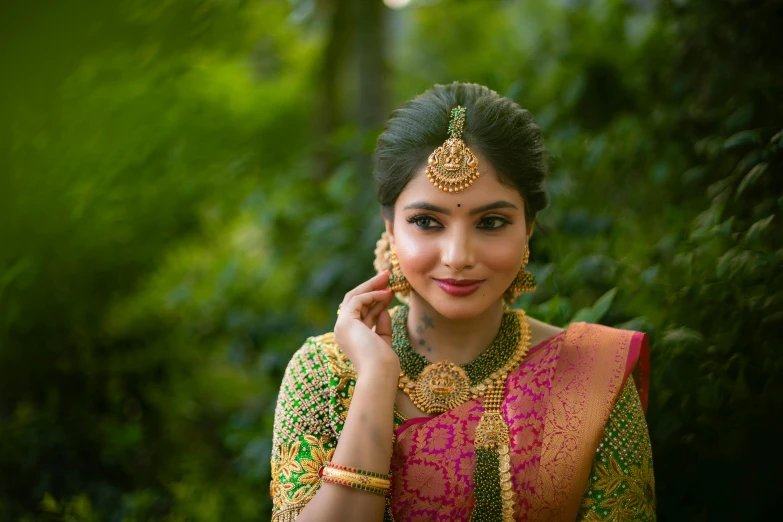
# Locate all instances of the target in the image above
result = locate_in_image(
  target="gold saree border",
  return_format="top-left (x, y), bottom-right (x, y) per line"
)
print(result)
top-left (529, 322), bottom-right (634, 521)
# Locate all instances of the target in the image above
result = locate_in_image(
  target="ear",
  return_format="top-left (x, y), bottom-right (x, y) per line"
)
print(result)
top-left (382, 208), bottom-right (395, 246)
top-left (526, 219), bottom-right (535, 240)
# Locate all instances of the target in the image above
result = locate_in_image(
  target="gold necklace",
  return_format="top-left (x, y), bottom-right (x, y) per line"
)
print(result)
top-left (391, 306), bottom-right (531, 415)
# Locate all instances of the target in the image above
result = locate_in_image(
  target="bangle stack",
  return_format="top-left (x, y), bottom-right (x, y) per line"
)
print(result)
top-left (319, 462), bottom-right (391, 497)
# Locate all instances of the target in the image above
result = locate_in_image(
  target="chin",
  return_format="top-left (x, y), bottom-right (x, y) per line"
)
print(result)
top-left (420, 291), bottom-right (501, 321)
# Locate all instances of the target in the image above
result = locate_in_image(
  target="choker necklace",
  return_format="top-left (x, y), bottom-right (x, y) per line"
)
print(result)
top-left (391, 305), bottom-right (531, 415)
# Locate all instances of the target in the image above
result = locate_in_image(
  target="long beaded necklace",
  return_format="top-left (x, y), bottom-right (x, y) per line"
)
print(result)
top-left (391, 305), bottom-right (532, 521)
top-left (391, 305), bottom-right (531, 415)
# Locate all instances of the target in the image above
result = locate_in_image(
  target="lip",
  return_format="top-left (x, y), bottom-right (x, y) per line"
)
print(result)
top-left (433, 278), bottom-right (485, 297)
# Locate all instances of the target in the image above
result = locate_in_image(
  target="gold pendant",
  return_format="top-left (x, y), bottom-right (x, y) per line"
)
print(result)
top-left (425, 106), bottom-right (480, 194)
top-left (474, 411), bottom-right (509, 450)
top-left (411, 360), bottom-right (471, 414)
top-left (426, 138), bottom-right (480, 194)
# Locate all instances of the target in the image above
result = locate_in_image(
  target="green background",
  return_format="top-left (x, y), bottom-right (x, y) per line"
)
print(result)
top-left (1, 0), bottom-right (781, 520)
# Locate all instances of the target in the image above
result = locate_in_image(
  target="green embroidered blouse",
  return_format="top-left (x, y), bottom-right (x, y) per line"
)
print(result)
top-left (270, 334), bottom-right (656, 521)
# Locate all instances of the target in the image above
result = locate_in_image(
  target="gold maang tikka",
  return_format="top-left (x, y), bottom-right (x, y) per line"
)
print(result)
top-left (426, 106), bottom-right (480, 194)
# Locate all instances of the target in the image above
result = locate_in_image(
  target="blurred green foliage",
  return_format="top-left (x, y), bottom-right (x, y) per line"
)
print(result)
top-left (1, 0), bottom-right (781, 521)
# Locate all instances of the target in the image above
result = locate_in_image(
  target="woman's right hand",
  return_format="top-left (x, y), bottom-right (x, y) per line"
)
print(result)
top-left (333, 270), bottom-right (399, 379)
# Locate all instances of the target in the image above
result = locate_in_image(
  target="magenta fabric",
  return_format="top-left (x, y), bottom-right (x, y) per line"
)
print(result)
top-left (389, 331), bottom-right (566, 521)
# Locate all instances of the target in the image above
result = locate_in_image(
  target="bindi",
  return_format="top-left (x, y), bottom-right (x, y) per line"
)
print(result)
top-left (457, 203), bottom-right (461, 207)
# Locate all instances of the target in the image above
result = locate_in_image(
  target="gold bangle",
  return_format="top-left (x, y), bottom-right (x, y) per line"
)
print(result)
top-left (323, 462), bottom-right (391, 480)
top-left (319, 463), bottom-right (391, 496)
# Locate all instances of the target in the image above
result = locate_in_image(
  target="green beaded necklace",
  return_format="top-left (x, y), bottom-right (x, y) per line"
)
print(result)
top-left (392, 305), bottom-right (520, 383)
top-left (391, 305), bottom-right (526, 414)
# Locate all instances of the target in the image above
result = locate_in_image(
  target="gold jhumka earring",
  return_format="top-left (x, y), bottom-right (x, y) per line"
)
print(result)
top-left (373, 232), bottom-right (411, 299)
top-left (503, 245), bottom-right (537, 305)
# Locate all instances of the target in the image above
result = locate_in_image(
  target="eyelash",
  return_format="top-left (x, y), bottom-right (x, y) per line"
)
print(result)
top-left (406, 215), bottom-right (511, 230)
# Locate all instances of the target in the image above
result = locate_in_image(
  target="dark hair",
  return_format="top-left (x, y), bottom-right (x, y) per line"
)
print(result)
top-left (374, 82), bottom-right (549, 223)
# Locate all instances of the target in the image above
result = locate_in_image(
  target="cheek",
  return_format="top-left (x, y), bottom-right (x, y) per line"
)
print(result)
top-left (394, 230), bottom-right (438, 275)
top-left (483, 240), bottom-right (526, 273)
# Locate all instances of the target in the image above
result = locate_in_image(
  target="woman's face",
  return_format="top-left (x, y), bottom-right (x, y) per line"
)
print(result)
top-left (385, 153), bottom-right (531, 320)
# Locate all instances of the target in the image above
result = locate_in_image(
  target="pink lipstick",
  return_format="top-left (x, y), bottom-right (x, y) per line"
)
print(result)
top-left (434, 278), bottom-right (484, 297)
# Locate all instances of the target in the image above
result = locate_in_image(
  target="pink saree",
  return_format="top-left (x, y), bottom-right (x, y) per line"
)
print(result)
top-left (389, 322), bottom-right (650, 521)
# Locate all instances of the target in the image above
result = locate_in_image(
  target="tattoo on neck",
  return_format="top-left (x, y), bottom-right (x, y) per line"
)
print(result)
top-left (421, 315), bottom-right (435, 329)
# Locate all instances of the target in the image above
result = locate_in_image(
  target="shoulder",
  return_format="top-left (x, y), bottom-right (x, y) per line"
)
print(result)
top-left (562, 321), bottom-right (641, 355)
top-left (273, 332), bottom-right (359, 445)
top-left (273, 333), bottom-right (348, 449)
top-left (526, 315), bottom-right (566, 347)
top-left (281, 332), bottom-right (354, 380)
top-left (560, 321), bottom-right (643, 372)
top-left (302, 332), bottom-right (356, 383)
top-left (277, 332), bottom-right (357, 402)
top-left (561, 321), bottom-right (650, 410)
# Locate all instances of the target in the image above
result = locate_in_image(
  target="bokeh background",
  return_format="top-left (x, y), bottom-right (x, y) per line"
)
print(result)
top-left (1, 0), bottom-right (782, 520)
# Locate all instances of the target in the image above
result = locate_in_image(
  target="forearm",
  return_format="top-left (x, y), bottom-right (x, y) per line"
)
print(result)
top-left (297, 365), bottom-right (398, 522)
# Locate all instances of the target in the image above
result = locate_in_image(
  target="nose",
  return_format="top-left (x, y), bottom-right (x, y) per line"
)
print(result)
top-left (441, 227), bottom-right (475, 272)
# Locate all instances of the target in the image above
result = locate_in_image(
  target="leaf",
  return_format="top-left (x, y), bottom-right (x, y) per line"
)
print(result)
top-left (591, 288), bottom-right (618, 322)
top-left (726, 103), bottom-right (754, 130)
top-left (570, 288), bottom-right (617, 324)
top-left (722, 249), bottom-right (754, 279)
top-left (571, 307), bottom-right (595, 323)
top-left (682, 166), bottom-right (707, 185)
top-left (734, 149), bottom-right (766, 176)
top-left (662, 327), bottom-right (704, 346)
top-left (614, 316), bottom-right (653, 332)
top-left (723, 130), bottom-right (761, 150)
top-left (730, 366), bottom-right (750, 405)
top-left (770, 129), bottom-right (783, 149)
top-left (736, 163), bottom-right (768, 197)
top-left (716, 250), bottom-right (736, 278)
top-left (41, 493), bottom-right (60, 513)
top-left (714, 217), bottom-right (734, 237)
top-left (745, 214), bottom-right (775, 241)
top-left (706, 177), bottom-right (734, 200)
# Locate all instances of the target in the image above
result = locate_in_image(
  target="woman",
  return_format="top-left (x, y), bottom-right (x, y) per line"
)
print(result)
top-left (270, 83), bottom-right (655, 521)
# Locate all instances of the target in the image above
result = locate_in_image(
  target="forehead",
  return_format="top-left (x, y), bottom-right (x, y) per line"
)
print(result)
top-left (395, 153), bottom-right (525, 209)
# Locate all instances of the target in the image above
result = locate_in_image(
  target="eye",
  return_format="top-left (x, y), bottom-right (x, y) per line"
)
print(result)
top-left (477, 216), bottom-right (511, 229)
top-left (406, 215), bottom-right (443, 230)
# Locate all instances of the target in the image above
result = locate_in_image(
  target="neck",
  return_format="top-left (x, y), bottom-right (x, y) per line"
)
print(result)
top-left (405, 293), bottom-right (505, 366)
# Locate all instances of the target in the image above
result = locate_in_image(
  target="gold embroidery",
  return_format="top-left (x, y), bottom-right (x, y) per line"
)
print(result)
top-left (271, 339), bottom-right (336, 522)
top-left (271, 503), bottom-right (306, 522)
top-left (317, 334), bottom-right (357, 434)
top-left (270, 434), bottom-right (336, 521)
top-left (320, 332), bottom-right (357, 393)
top-left (300, 435), bottom-right (335, 486)
top-left (277, 441), bottom-right (303, 480)
top-left (271, 340), bottom-right (332, 456)
top-left (625, 458), bottom-right (655, 518)
top-left (578, 378), bottom-right (656, 521)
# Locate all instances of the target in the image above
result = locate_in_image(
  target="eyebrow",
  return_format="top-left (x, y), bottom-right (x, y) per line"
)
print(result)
top-left (403, 200), bottom-right (518, 215)
top-left (469, 201), bottom-right (519, 215)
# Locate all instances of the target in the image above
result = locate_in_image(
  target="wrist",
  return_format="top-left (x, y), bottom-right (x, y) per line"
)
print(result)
top-left (356, 362), bottom-right (400, 388)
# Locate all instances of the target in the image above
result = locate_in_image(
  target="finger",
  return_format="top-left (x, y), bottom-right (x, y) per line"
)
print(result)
top-left (341, 270), bottom-right (390, 307)
top-left (375, 309), bottom-right (392, 346)
top-left (362, 290), bottom-right (395, 328)
top-left (363, 293), bottom-right (393, 328)
top-left (342, 289), bottom-right (393, 321)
